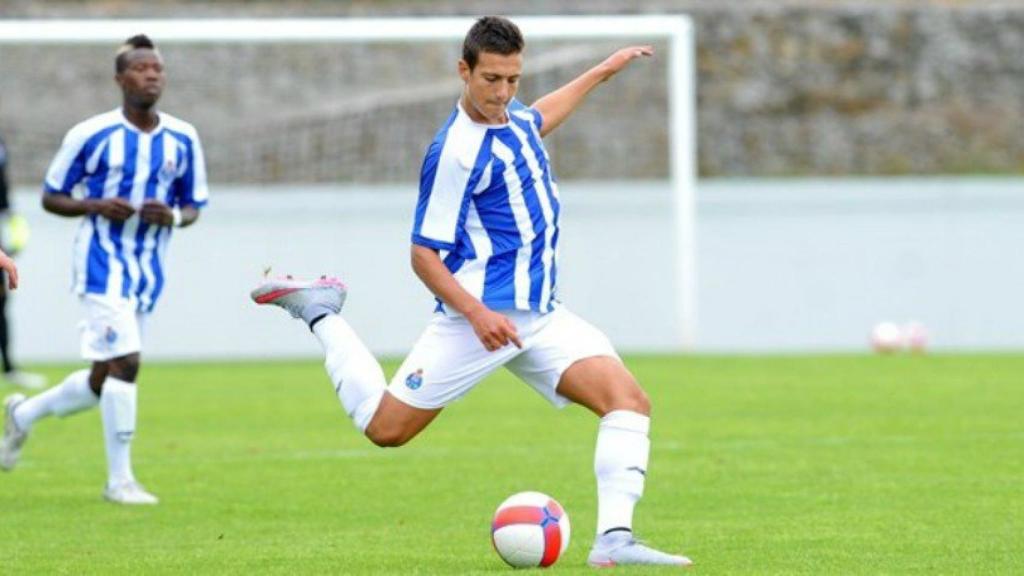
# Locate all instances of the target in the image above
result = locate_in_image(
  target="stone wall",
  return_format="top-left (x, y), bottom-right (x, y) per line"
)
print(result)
top-left (1, 1), bottom-right (1021, 181)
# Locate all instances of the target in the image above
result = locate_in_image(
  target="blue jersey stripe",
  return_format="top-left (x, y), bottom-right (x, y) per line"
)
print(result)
top-left (493, 129), bottom-right (548, 309)
top-left (109, 129), bottom-right (138, 298)
top-left (149, 227), bottom-right (166, 311)
top-left (85, 216), bottom-right (109, 294)
top-left (482, 251), bottom-right (517, 308)
top-left (84, 139), bottom-right (113, 295)
top-left (474, 157), bottom-right (521, 254)
top-left (134, 132), bottom-right (165, 301)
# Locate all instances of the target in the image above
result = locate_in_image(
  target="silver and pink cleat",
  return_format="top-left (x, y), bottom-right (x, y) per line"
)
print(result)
top-left (251, 274), bottom-right (348, 324)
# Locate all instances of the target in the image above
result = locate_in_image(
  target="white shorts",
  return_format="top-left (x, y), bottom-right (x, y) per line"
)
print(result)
top-left (387, 306), bottom-right (620, 410)
top-left (78, 294), bottom-right (147, 361)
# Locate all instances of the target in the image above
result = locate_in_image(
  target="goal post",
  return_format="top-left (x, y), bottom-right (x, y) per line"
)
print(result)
top-left (0, 16), bottom-right (697, 355)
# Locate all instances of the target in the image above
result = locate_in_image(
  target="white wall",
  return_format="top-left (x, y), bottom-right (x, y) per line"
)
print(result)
top-left (9, 177), bottom-right (1024, 362)
top-left (9, 183), bottom-right (681, 361)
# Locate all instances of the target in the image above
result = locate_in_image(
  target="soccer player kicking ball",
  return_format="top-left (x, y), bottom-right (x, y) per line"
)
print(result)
top-left (0, 35), bottom-right (208, 505)
top-left (253, 17), bottom-right (690, 567)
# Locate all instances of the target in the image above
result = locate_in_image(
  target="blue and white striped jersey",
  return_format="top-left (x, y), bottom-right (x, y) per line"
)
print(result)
top-left (413, 99), bottom-right (561, 313)
top-left (44, 109), bottom-right (209, 312)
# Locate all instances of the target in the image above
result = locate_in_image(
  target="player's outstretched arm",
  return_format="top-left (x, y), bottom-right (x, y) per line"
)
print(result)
top-left (411, 245), bottom-right (522, 352)
top-left (531, 45), bottom-right (653, 138)
top-left (0, 249), bottom-right (18, 290)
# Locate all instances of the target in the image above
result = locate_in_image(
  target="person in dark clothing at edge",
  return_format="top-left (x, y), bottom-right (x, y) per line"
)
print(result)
top-left (0, 129), bottom-right (45, 391)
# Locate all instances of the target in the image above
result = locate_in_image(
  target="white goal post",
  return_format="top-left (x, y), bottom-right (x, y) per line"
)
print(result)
top-left (0, 16), bottom-right (697, 350)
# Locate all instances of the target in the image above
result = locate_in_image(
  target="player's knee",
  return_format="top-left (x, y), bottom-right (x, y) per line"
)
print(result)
top-left (364, 422), bottom-right (412, 448)
top-left (108, 354), bottom-right (140, 382)
top-left (631, 387), bottom-right (652, 415)
top-left (608, 381), bottom-right (651, 416)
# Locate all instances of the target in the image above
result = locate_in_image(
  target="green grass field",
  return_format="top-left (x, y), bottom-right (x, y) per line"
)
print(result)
top-left (0, 355), bottom-right (1021, 574)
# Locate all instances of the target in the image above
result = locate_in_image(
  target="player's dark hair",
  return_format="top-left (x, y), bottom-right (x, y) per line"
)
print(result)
top-left (115, 34), bottom-right (157, 73)
top-left (462, 16), bottom-right (524, 70)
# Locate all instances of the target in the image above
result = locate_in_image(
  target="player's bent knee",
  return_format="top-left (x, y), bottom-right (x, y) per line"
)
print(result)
top-left (608, 383), bottom-right (651, 416)
top-left (108, 354), bottom-right (141, 382)
top-left (364, 424), bottom-right (412, 448)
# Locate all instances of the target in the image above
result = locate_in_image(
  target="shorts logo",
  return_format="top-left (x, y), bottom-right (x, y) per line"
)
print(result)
top-left (105, 326), bottom-right (118, 344)
top-left (405, 368), bottom-right (424, 390)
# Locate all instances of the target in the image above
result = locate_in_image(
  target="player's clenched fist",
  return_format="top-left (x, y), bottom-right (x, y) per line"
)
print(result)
top-left (140, 199), bottom-right (174, 226)
top-left (86, 197), bottom-right (136, 221)
top-left (467, 306), bottom-right (523, 352)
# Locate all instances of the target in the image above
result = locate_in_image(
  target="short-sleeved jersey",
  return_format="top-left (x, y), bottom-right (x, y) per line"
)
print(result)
top-left (412, 99), bottom-right (562, 313)
top-left (44, 109), bottom-right (209, 312)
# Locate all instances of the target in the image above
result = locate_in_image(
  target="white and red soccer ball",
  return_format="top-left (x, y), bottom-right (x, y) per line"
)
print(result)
top-left (491, 491), bottom-right (571, 568)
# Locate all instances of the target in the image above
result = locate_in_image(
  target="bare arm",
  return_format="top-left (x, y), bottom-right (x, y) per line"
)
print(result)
top-left (42, 193), bottom-right (136, 221)
top-left (42, 194), bottom-right (199, 227)
top-left (411, 244), bottom-right (522, 352)
top-left (532, 45), bottom-right (653, 138)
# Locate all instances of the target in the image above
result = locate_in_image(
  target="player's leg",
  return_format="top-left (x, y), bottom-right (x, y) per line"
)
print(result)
top-left (253, 276), bottom-right (397, 436)
top-left (311, 308), bottom-right (441, 447)
top-left (253, 275), bottom-right (517, 447)
top-left (97, 350), bottom-right (154, 504)
top-left (80, 295), bottom-right (154, 503)
top-left (1, 365), bottom-right (99, 471)
top-left (506, 307), bottom-right (691, 567)
top-left (0, 308), bottom-right (111, 471)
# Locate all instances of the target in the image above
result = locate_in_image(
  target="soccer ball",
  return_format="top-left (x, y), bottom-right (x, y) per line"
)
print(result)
top-left (870, 321), bottom-right (903, 353)
top-left (491, 491), bottom-right (571, 568)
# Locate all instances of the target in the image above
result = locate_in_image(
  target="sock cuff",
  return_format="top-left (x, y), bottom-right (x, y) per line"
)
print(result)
top-left (600, 410), bottom-right (650, 435)
top-left (312, 313), bottom-right (345, 339)
top-left (103, 377), bottom-right (135, 392)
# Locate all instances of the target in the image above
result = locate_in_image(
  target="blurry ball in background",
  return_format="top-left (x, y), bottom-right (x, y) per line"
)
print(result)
top-left (870, 322), bottom-right (903, 353)
top-left (903, 321), bottom-right (928, 353)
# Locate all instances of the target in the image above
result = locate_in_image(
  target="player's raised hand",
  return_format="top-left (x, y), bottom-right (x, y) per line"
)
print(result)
top-left (0, 250), bottom-right (18, 290)
top-left (88, 197), bottom-right (136, 221)
top-left (467, 306), bottom-right (523, 352)
top-left (599, 45), bottom-right (654, 78)
top-left (140, 199), bottom-right (174, 226)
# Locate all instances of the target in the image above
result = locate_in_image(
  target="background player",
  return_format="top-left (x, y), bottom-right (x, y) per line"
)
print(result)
top-left (0, 127), bottom-right (45, 390)
top-left (0, 35), bottom-right (208, 505)
top-left (254, 17), bottom-right (690, 567)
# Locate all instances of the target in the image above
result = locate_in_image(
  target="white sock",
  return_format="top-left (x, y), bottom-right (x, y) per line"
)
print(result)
top-left (100, 377), bottom-right (137, 487)
top-left (594, 410), bottom-right (651, 535)
top-left (12, 369), bottom-right (98, 430)
top-left (313, 315), bottom-right (385, 432)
